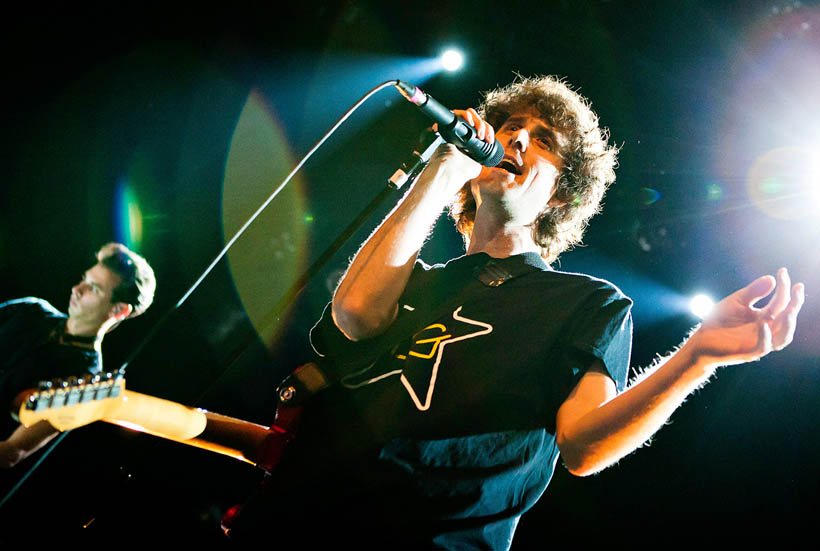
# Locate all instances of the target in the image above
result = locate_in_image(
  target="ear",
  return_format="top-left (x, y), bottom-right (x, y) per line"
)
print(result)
top-left (548, 195), bottom-right (567, 208)
top-left (109, 303), bottom-right (133, 321)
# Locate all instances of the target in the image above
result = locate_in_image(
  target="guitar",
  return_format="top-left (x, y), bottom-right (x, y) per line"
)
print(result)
top-left (13, 371), bottom-right (302, 472)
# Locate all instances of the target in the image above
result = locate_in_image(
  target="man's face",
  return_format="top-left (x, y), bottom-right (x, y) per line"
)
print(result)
top-left (68, 263), bottom-right (123, 329)
top-left (471, 107), bottom-right (565, 224)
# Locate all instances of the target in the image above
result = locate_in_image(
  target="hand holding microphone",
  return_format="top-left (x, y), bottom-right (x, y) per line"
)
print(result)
top-left (394, 80), bottom-right (505, 167)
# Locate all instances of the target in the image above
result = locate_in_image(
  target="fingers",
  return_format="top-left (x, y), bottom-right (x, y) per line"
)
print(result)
top-left (733, 274), bottom-right (776, 309)
top-left (453, 108), bottom-right (494, 143)
top-left (763, 268), bottom-right (791, 320)
top-left (759, 318), bottom-right (773, 357)
top-left (772, 282), bottom-right (806, 351)
top-left (468, 108), bottom-right (494, 143)
top-left (426, 142), bottom-right (483, 186)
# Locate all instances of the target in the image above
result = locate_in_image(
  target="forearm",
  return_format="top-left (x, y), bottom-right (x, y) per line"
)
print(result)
top-left (558, 336), bottom-right (718, 476)
top-left (333, 150), bottom-right (471, 340)
top-left (557, 260), bottom-right (804, 477)
top-left (0, 421), bottom-right (59, 468)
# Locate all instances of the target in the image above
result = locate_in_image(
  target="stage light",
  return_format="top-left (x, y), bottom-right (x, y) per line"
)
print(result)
top-left (747, 146), bottom-right (820, 219)
top-left (440, 49), bottom-right (464, 72)
top-left (690, 294), bottom-right (715, 319)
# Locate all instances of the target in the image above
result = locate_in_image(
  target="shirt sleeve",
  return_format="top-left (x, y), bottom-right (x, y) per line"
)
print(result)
top-left (309, 301), bottom-right (376, 361)
top-left (565, 284), bottom-right (633, 393)
top-left (309, 260), bottom-right (434, 372)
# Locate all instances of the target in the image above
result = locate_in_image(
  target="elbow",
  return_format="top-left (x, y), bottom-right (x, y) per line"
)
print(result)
top-left (331, 298), bottom-right (395, 342)
top-left (556, 434), bottom-right (604, 478)
top-left (564, 461), bottom-right (600, 478)
top-left (560, 453), bottom-right (599, 478)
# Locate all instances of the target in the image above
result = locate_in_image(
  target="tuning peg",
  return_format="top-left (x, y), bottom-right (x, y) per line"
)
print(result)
top-left (26, 394), bottom-right (38, 410)
top-left (65, 382), bottom-right (81, 406)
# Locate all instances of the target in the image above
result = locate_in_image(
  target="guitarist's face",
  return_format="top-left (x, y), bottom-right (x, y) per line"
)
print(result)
top-left (68, 263), bottom-right (123, 331)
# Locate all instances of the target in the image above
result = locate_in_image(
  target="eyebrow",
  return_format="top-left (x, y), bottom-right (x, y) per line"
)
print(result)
top-left (83, 272), bottom-right (102, 292)
top-left (502, 116), bottom-right (561, 149)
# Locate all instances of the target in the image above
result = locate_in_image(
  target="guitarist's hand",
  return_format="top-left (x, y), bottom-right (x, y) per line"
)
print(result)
top-left (0, 421), bottom-right (59, 468)
top-left (0, 440), bottom-right (22, 468)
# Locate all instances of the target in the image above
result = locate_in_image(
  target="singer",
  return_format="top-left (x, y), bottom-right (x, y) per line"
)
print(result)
top-left (229, 76), bottom-right (804, 549)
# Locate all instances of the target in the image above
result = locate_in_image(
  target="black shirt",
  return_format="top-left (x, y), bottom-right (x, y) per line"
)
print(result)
top-left (233, 253), bottom-right (632, 550)
top-left (0, 297), bottom-right (102, 436)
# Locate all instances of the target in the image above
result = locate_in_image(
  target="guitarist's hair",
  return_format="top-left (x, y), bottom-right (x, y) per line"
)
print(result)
top-left (96, 243), bottom-right (156, 318)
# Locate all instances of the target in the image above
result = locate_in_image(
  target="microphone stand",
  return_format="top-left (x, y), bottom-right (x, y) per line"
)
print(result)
top-left (204, 131), bottom-right (445, 403)
top-left (0, 80), bottom-right (445, 514)
top-left (272, 131), bottom-right (445, 324)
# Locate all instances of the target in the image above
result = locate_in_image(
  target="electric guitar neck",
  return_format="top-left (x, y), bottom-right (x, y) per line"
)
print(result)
top-left (13, 373), bottom-right (299, 471)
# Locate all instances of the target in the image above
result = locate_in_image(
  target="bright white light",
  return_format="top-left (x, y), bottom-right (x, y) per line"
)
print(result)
top-left (690, 294), bottom-right (716, 319)
top-left (440, 49), bottom-right (464, 72)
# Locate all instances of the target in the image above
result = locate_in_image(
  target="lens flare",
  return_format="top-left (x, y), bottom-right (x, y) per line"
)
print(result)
top-left (222, 90), bottom-right (308, 346)
top-left (114, 180), bottom-right (143, 250)
top-left (747, 146), bottom-right (820, 219)
top-left (639, 187), bottom-right (662, 205)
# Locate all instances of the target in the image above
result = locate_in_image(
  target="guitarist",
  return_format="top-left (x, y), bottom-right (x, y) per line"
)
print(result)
top-left (0, 242), bottom-right (155, 468)
top-left (228, 76), bottom-right (804, 549)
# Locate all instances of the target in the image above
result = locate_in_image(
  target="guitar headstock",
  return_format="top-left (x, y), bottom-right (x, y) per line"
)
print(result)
top-left (14, 371), bottom-right (126, 432)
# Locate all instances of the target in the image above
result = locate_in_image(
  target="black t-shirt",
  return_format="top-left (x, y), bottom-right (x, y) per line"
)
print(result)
top-left (233, 253), bottom-right (632, 549)
top-left (0, 298), bottom-right (102, 436)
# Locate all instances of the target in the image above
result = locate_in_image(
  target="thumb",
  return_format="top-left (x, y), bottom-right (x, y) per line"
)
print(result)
top-left (734, 275), bottom-right (776, 308)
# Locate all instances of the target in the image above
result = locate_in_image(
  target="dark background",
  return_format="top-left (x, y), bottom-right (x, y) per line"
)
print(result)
top-left (1, 1), bottom-right (818, 545)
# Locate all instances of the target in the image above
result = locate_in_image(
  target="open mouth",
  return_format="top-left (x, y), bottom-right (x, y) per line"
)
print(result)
top-left (497, 160), bottom-right (522, 175)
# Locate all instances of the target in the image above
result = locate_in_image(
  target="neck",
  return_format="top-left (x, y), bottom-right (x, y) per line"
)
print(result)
top-left (65, 318), bottom-right (107, 349)
top-left (466, 206), bottom-right (541, 258)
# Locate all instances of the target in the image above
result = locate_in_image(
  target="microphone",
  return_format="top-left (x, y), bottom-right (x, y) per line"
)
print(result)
top-left (394, 80), bottom-right (505, 167)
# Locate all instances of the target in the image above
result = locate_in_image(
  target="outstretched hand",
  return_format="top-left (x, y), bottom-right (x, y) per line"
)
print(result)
top-left (689, 268), bottom-right (805, 366)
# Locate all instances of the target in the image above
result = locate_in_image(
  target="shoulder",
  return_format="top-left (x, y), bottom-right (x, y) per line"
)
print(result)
top-left (533, 269), bottom-right (632, 307)
top-left (415, 257), bottom-right (445, 272)
top-left (562, 271), bottom-right (630, 300)
top-left (0, 297), bottom-right (65, 319)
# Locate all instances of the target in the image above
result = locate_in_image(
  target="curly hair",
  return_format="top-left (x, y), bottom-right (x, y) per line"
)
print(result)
top-left (96, 243), bottom-right (156, 318)
top-left (449, 75), bottom-right (618, 263)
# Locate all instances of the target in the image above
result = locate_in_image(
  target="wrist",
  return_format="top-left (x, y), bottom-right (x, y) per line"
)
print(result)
top-left (415, 145), bottom-right (479, 197)
top-left (678, 329), bottom-right (724, 375)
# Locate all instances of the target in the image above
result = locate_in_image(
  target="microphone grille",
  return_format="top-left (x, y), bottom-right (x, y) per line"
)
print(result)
top-left (483, 141), bottom-right (505, 167)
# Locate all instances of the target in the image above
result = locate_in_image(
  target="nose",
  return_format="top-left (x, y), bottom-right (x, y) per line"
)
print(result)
top-left (510, 128), bottom-right (529, 152)
top-left (73, 282), bottom-right (86, 296)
